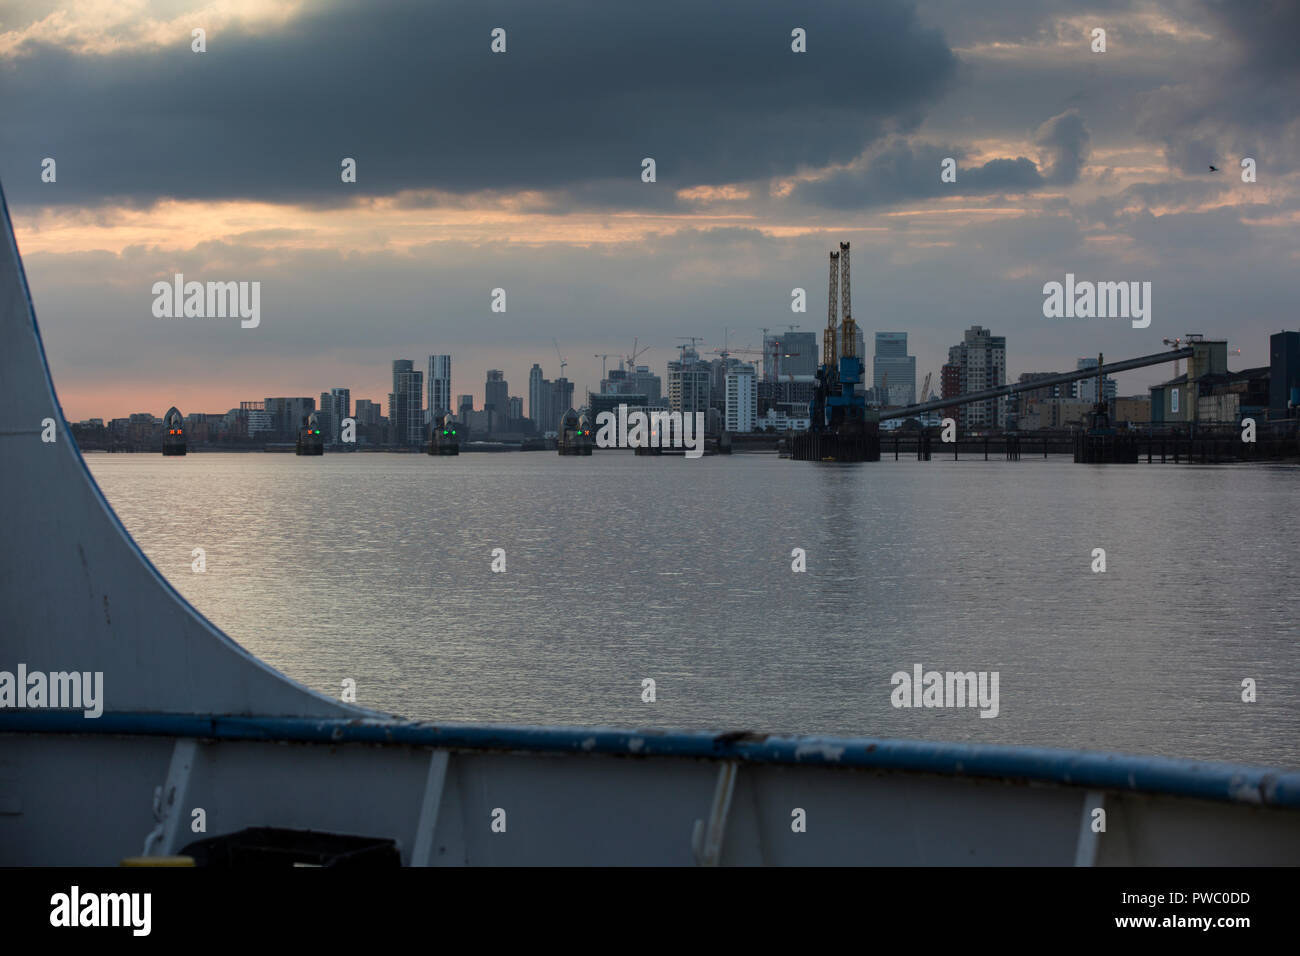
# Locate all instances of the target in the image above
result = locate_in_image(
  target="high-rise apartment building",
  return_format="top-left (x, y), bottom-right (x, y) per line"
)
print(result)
top-left (947, 326), bottom-right (1006, 429)
top-left (525, 364), bottom-right (575, 433)
top-left (668, 347), bottom-right (711, 415)
top-left (551, 377), bottom-right (574, 423)
top-left (873, 332), bottom-right (917, 406)
top-left (353, 399), bottom-right (379, 426)
top-left (390, 360), bottom-right (423, 447)
top-left (484, 370), bottom-right (509, 422)
top-left (725, 364), bottom-right (757, 432)
top-left (528, 364), bottom-right (547, 431)
top-left (427, 355), bottom-right (451, 423)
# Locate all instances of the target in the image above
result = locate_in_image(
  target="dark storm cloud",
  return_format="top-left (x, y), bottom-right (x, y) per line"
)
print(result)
top-left (914, 0), bottom-right (1138, 44)
top-left (795, 108), bottom-right (1089, 208)
top-left (0, 0), bottom-right (956, 208)
top-left (1136, 0), bottom-right (1300, 173)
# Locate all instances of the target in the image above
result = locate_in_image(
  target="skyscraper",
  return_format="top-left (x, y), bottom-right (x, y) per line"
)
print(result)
top-left (947, 326), bottom-right (1006, 429)
top-left (484, 370), bottom-right (508, 433)
top-left (484, 370), bottom-right (508, 414)
top-left (391, 360), bottom-right (423, 447)
top-left (529, 364), bottom-right (547, 429)
top-left (427, 355), bottom-right (451, 423)
top-left (873, 332), bottom-right (917, 406)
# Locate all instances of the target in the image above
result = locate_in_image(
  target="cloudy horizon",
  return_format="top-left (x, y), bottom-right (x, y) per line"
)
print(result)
top-left (2, 0), bottom-right (1296, 421)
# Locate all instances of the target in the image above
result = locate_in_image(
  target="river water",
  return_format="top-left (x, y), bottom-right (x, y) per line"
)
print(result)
top-left (87, 451), bottom-right (1300, 768)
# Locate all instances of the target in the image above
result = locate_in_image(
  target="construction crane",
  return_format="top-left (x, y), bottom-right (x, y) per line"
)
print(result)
top-left (626, 337), bottom-right (651, 369)
top-left (920, 371), bottom-right (933, 404)
top-left (553, 338), bottom-right (568, 376)
top-left (716, 327), bottom-right (751, 360)
top-left (594, 354), bottom-right (616, 379)
top-left (676, 336), bottom-right (704, 362)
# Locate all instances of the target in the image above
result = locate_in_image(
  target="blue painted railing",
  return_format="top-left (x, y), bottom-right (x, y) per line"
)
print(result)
top-left (4, 711), bottom-right (1298, 809)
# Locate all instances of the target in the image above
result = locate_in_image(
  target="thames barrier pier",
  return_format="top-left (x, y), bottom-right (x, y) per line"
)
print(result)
top-left (295, 411), bottom-right (324, 455)
top-left (557, 409), bottom-right (593, 455)
top-left (161, 406), bottom-right (186, 456)
top-left (427, 412), bottom-right (460, 455)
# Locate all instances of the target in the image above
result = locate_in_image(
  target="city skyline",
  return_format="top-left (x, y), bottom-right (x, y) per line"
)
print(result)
top-left (3, 1), bottom-right (1295, 422)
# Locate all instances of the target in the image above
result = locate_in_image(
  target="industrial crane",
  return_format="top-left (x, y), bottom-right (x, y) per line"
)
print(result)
top-left (553, 338), bottom-right (568, 376)
top-left (799, 241), bottom-right (873, 461)
top-left (594, 354), bottom-right (616, 378)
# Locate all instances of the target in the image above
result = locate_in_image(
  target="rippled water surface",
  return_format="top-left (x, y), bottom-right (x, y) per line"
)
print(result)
top-left (87, 451), bottom-right (1300, 768)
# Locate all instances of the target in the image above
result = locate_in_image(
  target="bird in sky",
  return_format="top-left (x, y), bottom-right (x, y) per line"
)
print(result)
top-left (1209, 165), bottom-right (1220, 172)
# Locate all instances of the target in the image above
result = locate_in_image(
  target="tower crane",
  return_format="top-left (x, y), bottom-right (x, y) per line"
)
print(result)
top-left (920, 371), bottom-right (933, 403)
top-left (676, 336), bottom-right (704, 362)
top-left (626, 337), bottom-right (651, 369)
top-left (553, 338), bottom-right (568, 376)
top-left (594, 354), bottom-right (616, 378)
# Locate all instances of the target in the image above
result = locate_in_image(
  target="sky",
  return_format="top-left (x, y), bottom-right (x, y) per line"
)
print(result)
top-left (1, 0), bottom-right (1296, 420)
